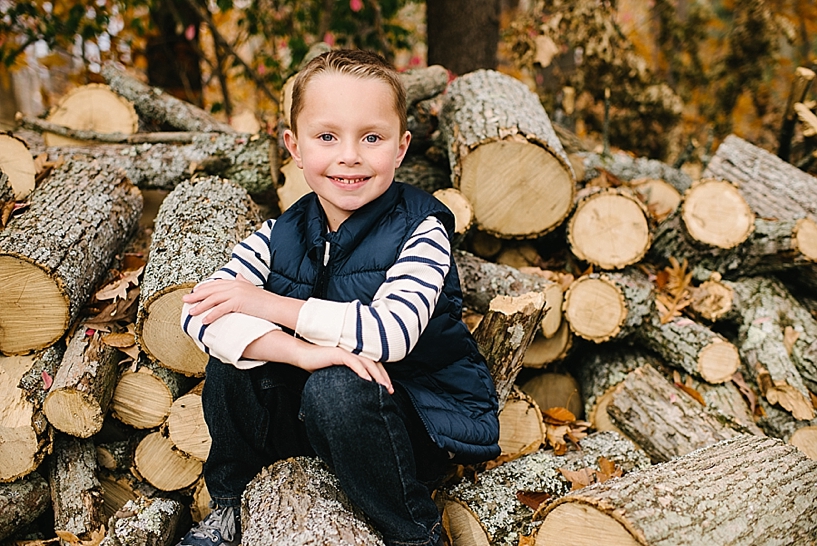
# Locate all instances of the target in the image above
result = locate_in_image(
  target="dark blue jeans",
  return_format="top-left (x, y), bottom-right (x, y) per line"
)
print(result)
top-left (201, 357), bottom-right (449, 546)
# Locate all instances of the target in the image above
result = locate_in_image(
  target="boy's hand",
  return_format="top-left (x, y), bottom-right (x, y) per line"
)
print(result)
top-left (183, 274), bottom-right (275, 325)
top-left (298, 345), bottom-right (394, 394)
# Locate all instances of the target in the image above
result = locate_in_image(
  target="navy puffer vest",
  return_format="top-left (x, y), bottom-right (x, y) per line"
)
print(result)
top-left (265, 182), bottom-right (500, 463)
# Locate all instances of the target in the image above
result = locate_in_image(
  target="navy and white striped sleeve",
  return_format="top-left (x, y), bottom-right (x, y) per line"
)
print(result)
top-left (180, 219), bottom-right (280, 369)
top-left (295, 216), bottom-right (451, 362)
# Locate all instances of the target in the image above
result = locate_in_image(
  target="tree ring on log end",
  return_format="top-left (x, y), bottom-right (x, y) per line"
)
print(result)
top-left (793, 217), bottom-right (817, 261)
top-left (140, 287), bottom-right (208, 377)
top-left (0, 255), bottom-right (69, 355)
top-left (0, 354), bottom-right (40, 482)
top-left (522, 324), bottom-right (573, 368)
top-left (563, 277), bottom-right (627, 343)
top-left (681, 178), bottom-right (755, 249)
top-left (134, 432), bottom-right (202, 491)
top-left (111, 370), bottom-right (174, 429)
top-left (696, 340), bottom-right (740, 384)
top-left (441, 499), bottom-right (491, 546)
top-left (433, 188), bottom-right (474, 236)
top-left (790, 426), bottom-right (817, 460)
top-left (534, 501), bottom-right (640, 545)
top-left (567, 191), bottom-right (650, 269)
top-left (0, 133), bottom-right (36, 199)
top-left (44, 83), bottom-right (138, 147)
top-left (42, 390), bottom-right (102, 438)
top-left (459, 141), bottom-right (574, 239)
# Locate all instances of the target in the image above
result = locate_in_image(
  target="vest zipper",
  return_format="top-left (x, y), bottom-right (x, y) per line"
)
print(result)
top-left (311, 240), bottom-right (331, 299)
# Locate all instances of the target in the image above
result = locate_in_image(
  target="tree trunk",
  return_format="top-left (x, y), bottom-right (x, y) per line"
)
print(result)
top-left (440, 70), bottom-right (575, 239)
top-left (535, 435), bottom-right (817, 545)
top-left (241, 456), bottom-right (384, 546)
top-left (439, 431), bottom-right (650, 546)
top-left (133, 432), bottom-right (202, 492)
top-left (50, 433), bottom-right (106, 542)
top-left (606, 364), bottom-right (741, 463)
top-left (0, 345), bottom-right (62, 482)
top-left (426, 0), bottom-right (499, 76)
top-left (167, 381), bottom-right (211, 462)
top-left (0, 158), bottom-right (142, 355)
top-left (111, 355), bottom-right (198, 429)
top-left (0, 472), bottom-right (51, 541)
top-left (43, 328), bottom-right (120, 438)
top-left (135, 176), bottom-right (261, 377)
top-left (102, 65), bottom-right (231, 134)
top-left (472, 292), bottom-right (546, 411)
top-left (100, 496), bottom-right (184, 546)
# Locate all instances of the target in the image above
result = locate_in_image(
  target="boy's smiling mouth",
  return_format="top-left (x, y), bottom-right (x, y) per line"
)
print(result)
top-left (330, 176), bottom-right (370, 184)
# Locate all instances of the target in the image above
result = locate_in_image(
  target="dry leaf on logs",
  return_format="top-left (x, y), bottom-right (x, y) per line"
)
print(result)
top-left (518, 534), bottom-right (537, 546)
top-left (54, 531), bottom-right (80, 544)
top-left (103, 331), bottom-right (136, 348)
top-left (542, 407), bottom-right (575, 425)
top-left (96, 266), bottom-right (144, 302)
top-left (673, 370), bottom-right (706, 406)
top-left (596, 456), bottom-right (623, 483)
top-left (516, 490), bottom-right (552, 510)
top-left (559, 467), bottom-right (595, 490)
top-left (810, 391), bottom-right (817, 410)
top-left (783, 326), bottom-right (800, 356)
top-left (0, 200), bottom-right (13, 227)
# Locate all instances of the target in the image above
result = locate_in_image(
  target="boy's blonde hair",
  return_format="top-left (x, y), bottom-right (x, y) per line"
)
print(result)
top-left (289, 49), bottom-right (408, 136)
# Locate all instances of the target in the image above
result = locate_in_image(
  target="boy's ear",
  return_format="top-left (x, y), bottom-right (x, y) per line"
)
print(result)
top-left (395, 130), bottom-right (411, 168)
top-left (283, 128), bottom-right (303, 169)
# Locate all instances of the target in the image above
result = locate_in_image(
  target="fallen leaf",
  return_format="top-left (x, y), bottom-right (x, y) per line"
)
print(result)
top-left (732, 371), bottom-right (757, 414)
top-left (516, 490), bottom-right (552, 510)
top-left (596, 456), bottom-right (623, 482)
top-left (517, 534), bottom-right (537, 546)
top-left (559, 467), bottom-right (595, 490)
top-left (1, 201), bottom-right (13, 227)
top-left (55, 530), bottom-right (80, 544)
top-left (783, 326), bottom-right (800, 356)
top-left (121, 253), bottom-right (146, 271)
top-left (41, 371), bottom-right (53, 390)
top-left (102, 332), bottom-right (135, 348)
top-left (675, 381), bottom-right (706, 406)
top-left (542, 407), bottom-right (576, 425)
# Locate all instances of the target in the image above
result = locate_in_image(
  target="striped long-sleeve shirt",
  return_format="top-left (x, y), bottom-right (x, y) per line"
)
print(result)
top-left (180, 215), bottom-right (451, 369)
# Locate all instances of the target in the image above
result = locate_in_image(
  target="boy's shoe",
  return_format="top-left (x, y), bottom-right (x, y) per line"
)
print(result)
top-left (177, 505), bottom-right (241, 546)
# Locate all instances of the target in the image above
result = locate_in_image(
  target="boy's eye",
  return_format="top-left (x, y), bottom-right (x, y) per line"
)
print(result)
top-left (365, 134), bottom-right (380, 143)
top-left (319, 134), bottom-right (334, 142)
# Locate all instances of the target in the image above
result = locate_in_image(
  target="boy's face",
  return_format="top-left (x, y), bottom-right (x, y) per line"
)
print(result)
top-left (283, 72), bottom-right (410, 231)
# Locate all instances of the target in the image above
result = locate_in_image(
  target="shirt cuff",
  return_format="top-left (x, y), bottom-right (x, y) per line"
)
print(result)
top-left (204, 313), bottom-right (281, 365)
top-left (295, 298), bottom-right (351, 347)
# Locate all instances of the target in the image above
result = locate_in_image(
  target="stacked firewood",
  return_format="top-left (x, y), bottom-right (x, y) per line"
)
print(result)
top-left (1, 58), bottom-right (817, 546)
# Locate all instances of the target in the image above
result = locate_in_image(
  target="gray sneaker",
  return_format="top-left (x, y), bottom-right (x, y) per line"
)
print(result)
top-left (177, 505), bottom-right (241, 546)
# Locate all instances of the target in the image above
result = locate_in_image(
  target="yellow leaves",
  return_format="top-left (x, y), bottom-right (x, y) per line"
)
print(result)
top-left (558, 456), bottom-right (623, 491)
top-left (783, 326), bottom-right (800, 355)
top-left (654, 257), bottom-right (693, 324)
top-left (672, 370), bottom-right (705, 406)
top-left (542, 407), bottom-right (590, 455)
top-left (53, 526), bottom-right (105, 546)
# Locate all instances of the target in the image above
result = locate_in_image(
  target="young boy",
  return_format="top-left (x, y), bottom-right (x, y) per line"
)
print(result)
top-left (177, 49), bottom-right (500, 546)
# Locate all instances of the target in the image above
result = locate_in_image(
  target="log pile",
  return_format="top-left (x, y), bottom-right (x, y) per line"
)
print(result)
top-left (0, 59), bottom-right (816, 546)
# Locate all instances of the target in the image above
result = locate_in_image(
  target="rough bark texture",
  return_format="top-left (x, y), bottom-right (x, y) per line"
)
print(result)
top-left (43, 328), bottom-right (120, 438)
top-left (472, 292), bottom-right (546, 411)
top-left (136, 176), bottom-right (261, 377)
top-left (401, 65), bottom-right (450, 107)
top-left (50, 433), bottom-right (105, 541)
top-left (607, 364), bottom-right (741, 463)
top-left (536, 435), bottom-right (817, 545)
top-left (0, 157), bottom-right (142, 355)
top-left (0, 472), bottom-right (51, 541)
top-left (578, 151), bottom-right (693, 194)
top-left (102, 64), bottom-right (235, 134)
top-left (440, 70), bottom-right (575, 239)
top-left (0, 345), bottom-right (61, 482)
top-left (729, 277), bottom-right (815, 421)
top-left (440, 432), bottom-right (650, 546)
top-left (395, 154), bottom-right (450, 195)
top-left (454, 250), bottom-right (555, 314)
top-left (42, 133), bottom-right (276, 195)
top-left (241, 456), bottom-right (384, 546)
top-left (0, 169), bottom-right (11, 203)
top-left (100, 496), bottom-right (183, 546)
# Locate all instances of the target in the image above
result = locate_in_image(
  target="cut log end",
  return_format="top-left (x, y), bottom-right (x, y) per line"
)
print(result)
top-left (0, 255), bottom-right (69, 355)
top-left (140, 287), bottom-right (208, 377)
top-left (790, 426), bottom-right (817, 460)
top-left (568, 191), bottom-right (651, 269)
top-left (689, 278), bottom-right (733, 321)
top-left (534, 502), bottom-right (640, 546)
top-left (167, 389), bottom-right (211, 461)
top-left (488, 291), bottom-right (546, 316)
top-left (441, 500), bottom-right (490, 546)
top-left (793, 217), bottom-right (817, 261)
top-left (629, 178), bottom-right (681, 222)
top-left (563, 276), bottom-right (626, 342)
top-left (459, 140), bottom-right (574, 239)
top-left (681, 178), bottom-right (755, 249)
top-left (696, 341), bottom-right (740, 384)
top-left (43, 390), bottom-right (102, 438)
top-left (522, 324), bottom-right (573, 368)
top-left (0, 133), bottom-right (36, 200)
top-left (433, 188), bottom-right (474, 236)
top-left (497, 389), bottom-right (545, 457)
top-left (134, 431), bottom-right (202, 491)
top-left (111, 370), bottom-right (174, 429)
top-left (44, 84), bottom-right (138, 147)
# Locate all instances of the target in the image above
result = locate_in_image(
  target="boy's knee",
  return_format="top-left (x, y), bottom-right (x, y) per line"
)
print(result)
top-left (302, 366), bottom-right (376, 424)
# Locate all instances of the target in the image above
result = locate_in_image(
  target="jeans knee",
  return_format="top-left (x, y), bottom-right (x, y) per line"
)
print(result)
top-left (302, 366), bottom-right (377, 428)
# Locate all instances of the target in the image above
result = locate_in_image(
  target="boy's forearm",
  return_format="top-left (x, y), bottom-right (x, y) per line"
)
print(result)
top-left (243, 329), bottom-right (305, 365)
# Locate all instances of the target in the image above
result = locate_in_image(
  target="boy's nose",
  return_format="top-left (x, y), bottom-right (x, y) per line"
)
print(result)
top-left (338, 141), bottom-right (362, 165)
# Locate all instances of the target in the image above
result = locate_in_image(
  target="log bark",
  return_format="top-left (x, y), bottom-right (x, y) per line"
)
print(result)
top-left (102, 64), bottom-right (236, 134)
top-left (577, 151), bottom-right (693, 194)
top-left (43, 327), bottom-right (120, 438)
top-left (535, 435), bottom-right (817, 545)
top-left (135, 176), bottom-right (261, 377)
top-left (133, 431), bottom-right (202, 492)
top-left (453, 250), bottom-right (555, 314)
top-left (167, 381), bottom-right (210, 462)
top-left (241, 456), bottom-right (384, 546)
top-left (567, 188), bottom-right (651, 269)
top-left (729, 276), bottom-right (815, 421)
top-left (756, 395), bottom-right (817, 460)
top-left (0, 472), bottom-right (51, 541)
top-left (472, 292), bottom-right (546, 411)
top-left (0, 157), bottom-right (142, 355)
top-left (50, 433), bottom-right (106, 541)
top-left (606, 364), bottom-right (741, 463)
top-left (111, 355), bottom-right (198, 429)
top-left (100, 496), bottom-right (184, 546)
top-left (395, 154), bottom-right (450, 195)
top-left (440, 70), bottom-right (575, 239)
top-left (40, 132), bottom-right (277, 195)
top-left (439, 431), bottom-right (650, 546)
top-left (0, 345), bottom-right (61, 482)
